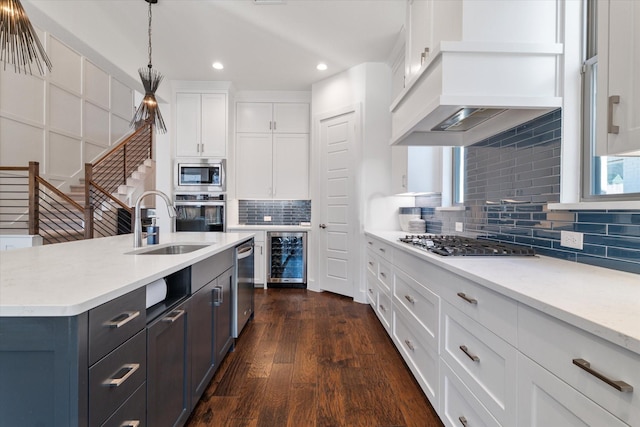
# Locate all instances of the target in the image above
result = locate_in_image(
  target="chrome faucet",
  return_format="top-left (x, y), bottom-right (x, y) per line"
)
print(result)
top-left (133, 190), bottom-right (176, 248)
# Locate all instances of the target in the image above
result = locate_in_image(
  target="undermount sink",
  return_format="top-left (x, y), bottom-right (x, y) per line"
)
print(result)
top-left (127, 244), bottom-right (210, 255)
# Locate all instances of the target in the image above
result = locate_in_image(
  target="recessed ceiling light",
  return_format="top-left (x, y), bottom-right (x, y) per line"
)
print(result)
top-left (316, 63), bottom-right (328, 71)
top-left (212, 62), bottom-right (224, 70)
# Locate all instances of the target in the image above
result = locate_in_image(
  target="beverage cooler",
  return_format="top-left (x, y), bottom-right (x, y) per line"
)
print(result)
top-left (266, 232), bottom-right (307, 288)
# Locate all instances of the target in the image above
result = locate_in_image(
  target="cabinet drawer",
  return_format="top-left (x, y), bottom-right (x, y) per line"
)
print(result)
top-left (192, 248), bottom-right (234, 292)
top-left (377, 257), bottom-right (393, 293)
top-left (517, 353), bottom-right (628, 427)
top-left (519, 304), bottom-right (639, 425)
top-left (376, 288), bottom-right (392, 332)
top-left (366, 250), bottom-right (378, 276)
top-left (89, 330), bottom-right (147, 427)
top-left (439, 270), bottom-right (517, 345)
top-left (393, 308), bottom-right (439, 404)
top-left (89, 287), bottom-right (146, 365)
top-left (365, 236), bottom-right (393, 262)
top-left (366, 271), bottom-right (377, 307)
top-left (440, 360), bottom-right (500, 427)
top-left (441, 301), bottom-right (517, 426)
top-left (394, 267), bottom-right (439, 350)
top-left (100, 382), bottom-right (146, 427)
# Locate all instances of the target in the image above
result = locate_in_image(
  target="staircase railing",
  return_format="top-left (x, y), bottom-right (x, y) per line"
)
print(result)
top-left (85, 122), bottom-right (153, 238)
top-left (0, 162), bottom-right (88, 244)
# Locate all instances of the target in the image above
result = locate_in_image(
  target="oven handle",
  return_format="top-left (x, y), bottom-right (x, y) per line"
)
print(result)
top-left (174, 201), bottom-right (225, 207)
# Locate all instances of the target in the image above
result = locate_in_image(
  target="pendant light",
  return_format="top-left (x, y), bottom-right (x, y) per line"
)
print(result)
top-left (0, 0), bottom-right (52, 75)
top-left (131, 0), bottom-right (166, 134)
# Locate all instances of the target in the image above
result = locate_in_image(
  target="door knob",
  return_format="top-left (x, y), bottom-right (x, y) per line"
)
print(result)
top-left (319, 224), bottom-right (327, 229)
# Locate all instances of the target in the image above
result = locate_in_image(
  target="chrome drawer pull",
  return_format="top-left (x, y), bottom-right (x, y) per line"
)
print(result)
top-left (608, 95), bottom-right (620, 134)
top-left (404, 339), bottom-right (415, 351)
top-left (572, 358), bottom-right (633, 392)
top-left (378, 248), bottom-right (386, 253)
top-left (367, 241), bottom-right (373, 245)
top-left (162, 309), bottom-right (185, 323)
top-left (104, 311), bottom-right (140, 329)
top-left (457, 292), bottom-right (477, 305)
top-left (380, 272), bottom-right (387, 278)
top-left (459, 416), bottom-right (468, 427)
top-left (379, 304), bottom-right (387, 312)
top-left (120, 421), bottom-right (140, 427)
top-left (368, 261), bottom-right (374, 266)
top-left (460, 345), bottom-right (480, 362)
top-left (368, 288), bottom-right (374, 294)
top-left (404, 295), bottom-right (415, 304)
top-left (104, 363), bottom-right (140, 387)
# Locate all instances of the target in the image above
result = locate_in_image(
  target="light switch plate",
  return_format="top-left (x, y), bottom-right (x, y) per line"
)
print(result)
top-left (263, 216), bottom-right (272, 222)
top-left (455, 222), bottom-right (463, 232)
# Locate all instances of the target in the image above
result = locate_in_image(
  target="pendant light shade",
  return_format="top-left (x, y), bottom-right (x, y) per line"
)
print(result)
top-left (0, 0), bottom-right (52, 75)
top-left (131, 0), bottom-right (166, 134)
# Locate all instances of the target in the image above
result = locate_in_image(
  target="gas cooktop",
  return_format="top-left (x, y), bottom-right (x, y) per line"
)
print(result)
top-left (399, 235), bottom-right (536, 257)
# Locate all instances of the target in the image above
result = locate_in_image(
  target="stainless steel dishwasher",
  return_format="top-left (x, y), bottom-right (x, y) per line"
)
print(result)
top-left (266, 231), bottom-right (307, 288)
top-left (233, 239), bottom-right (254, 338)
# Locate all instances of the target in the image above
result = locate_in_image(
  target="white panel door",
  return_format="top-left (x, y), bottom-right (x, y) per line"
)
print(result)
top-left (318, 110), bottom-right (357, 298)
top-left (235, 133), bottom-right (273, 199)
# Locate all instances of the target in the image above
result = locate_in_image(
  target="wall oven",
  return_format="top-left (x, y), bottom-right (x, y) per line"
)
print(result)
top-left (174, 193), bottom-right (225, 232)
top-left (175, 159), bottom-right (226, 193)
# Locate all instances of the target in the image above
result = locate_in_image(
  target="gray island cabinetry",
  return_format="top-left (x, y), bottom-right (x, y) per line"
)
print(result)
top-left (0, 232), bottom-right (253, 427)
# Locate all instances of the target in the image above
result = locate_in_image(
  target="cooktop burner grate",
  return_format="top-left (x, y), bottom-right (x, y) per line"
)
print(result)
top-left (399, 235), bottom-right (536, 257)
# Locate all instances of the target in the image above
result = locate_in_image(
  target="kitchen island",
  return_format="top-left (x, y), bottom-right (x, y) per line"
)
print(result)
top-left (0, 232), bottom-right (254, 427)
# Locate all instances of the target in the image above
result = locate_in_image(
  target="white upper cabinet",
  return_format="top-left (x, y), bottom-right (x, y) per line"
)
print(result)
top-left (392, 0), bottom-right (563, 147)
top-left (176, 92), bottom-right (227, 158)
top-left (392, 146), bottom-right (442, 195)
top-left (236, 102), bottom-right (309, 134)
top-left (596, 0), bottom-right (640, 156)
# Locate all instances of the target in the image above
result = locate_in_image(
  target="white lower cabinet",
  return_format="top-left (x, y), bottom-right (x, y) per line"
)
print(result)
top-left (517, 353), bottom-right (628, 427)
top-left (441, 301), bottom-right (517, 426)
top-left (440, 359), bottom-right (500, 427)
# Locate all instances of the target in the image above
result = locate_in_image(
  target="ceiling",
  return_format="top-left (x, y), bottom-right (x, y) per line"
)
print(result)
top-left (25, 0), bottom-right (406, 91)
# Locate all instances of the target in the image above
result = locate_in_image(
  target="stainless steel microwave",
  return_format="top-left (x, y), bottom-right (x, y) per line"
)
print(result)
top-left (175, 159), bottom-right (226, 192)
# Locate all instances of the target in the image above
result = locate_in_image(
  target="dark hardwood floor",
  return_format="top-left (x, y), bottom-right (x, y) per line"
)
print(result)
top-left (186, 288), bottom-right (443, 427)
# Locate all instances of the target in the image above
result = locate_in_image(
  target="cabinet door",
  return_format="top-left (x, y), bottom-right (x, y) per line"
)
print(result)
top-left (518, 353), bottom-right (628, 427)
top-left (406, 0), bottom-right (432, 78)
top-left (273, 134), bottom-right (309, 199)
top-left (201, 93), bottom-right (227, 157)
top-left (190, 281), bottom-right (215, 406)
top-left (214, 269), bottom-right (234, 366)
top-left (147, 302), bottom-right (190, 427)
top-left (236, 102), bottom-right (273, 133)
top-left (176, 93), bottom-right (201, 157)
top-left (253, 233), bottom-right (266, 287)
top-left (235, 133), bottom-right (273, 198)
top-left (597, 0), bottom-right (640, 156)
top-left (391, 146), bottom-right (442, 194)
top-left (273, 103), bottom-right (310, 133)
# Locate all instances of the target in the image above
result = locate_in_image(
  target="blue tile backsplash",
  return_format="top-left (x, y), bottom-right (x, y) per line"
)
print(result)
top-left (417, 110), bottom-right (640, 275)
top-left (239, 200), bottom-right (311, 225)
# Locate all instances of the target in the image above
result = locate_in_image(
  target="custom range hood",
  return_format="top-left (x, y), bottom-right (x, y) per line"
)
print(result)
top-left (390, 41), bottom-right (563, 147)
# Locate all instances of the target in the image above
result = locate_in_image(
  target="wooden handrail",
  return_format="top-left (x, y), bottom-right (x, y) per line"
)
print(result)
top-left (36, 176), bottom-right (85, 212)
top-left (93, 122), bottom-right (153, 167)
top-left (28, 162), bottom-right (39, 235)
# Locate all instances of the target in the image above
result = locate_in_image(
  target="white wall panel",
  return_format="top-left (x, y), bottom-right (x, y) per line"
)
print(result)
top-left (0, 118), bottom-right (44, 166)
top-left (84, 102), bottom-right (109, 147)
top-left (48, 132), bottom-right (81, 177)
top-left (111, 115), bottom-right (131, 145)
top-left (0, 71), bottom-right (45, 125)
top-left (84, 141), bottom-right (106, 164)
top-left (84, 60), bottom-right (109, 109)
top-left (48, 36), bottom-right (82, 94)
top-left (111, 77), bottom-right (133, 119)
top-left (49, 86), bottom-right (82, 137)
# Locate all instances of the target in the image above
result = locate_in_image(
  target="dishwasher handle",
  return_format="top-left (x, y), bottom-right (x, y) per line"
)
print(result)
top-left (237, 244), bottom-right (254, 260)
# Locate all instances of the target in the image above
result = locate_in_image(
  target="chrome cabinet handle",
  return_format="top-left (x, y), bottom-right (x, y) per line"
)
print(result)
top-left (378, 248), bottom-right (386, 253)
top-left (104, 311), bottom-right (140, 329)
top-left (572, 358), bottom-right (633, 392)
top-left (120, 421), bottom-right (141, 427)
top-left (459, 416), bottom-right (468, 427)
top-left (457, 292), bottom-right (478, 305)
top-left (608, 95), bottom-right (620, 134)
top-left (367, 241), bottom-right (373, 245)
top-left (162, 309), bottom-right (185, 323)
top-left (368, 288), bottom-right (374, 294)
top-left (380, 272), bottom-right (387, 278)
top-left (404, 295), bottom-right (415, 304)
top-left (379, 304), bottom-right (387, 312)
top-left (460, 345), bottom-right (480, 362)
top-left (213, 286), bottom-right (223, 306)
top-left (404, 339), bottom-right (415, 351)
top-left (103, 363), bottom-right (140, 387)
top-left (368, 261), bottom-right (374, 267)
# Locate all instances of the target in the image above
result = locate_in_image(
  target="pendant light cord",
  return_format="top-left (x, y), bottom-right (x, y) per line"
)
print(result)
top-left (147, 0), bottom-right (153, 69)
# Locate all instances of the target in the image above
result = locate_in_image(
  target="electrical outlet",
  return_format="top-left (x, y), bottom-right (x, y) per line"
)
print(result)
top-left (560, 230), bottom-right (583, 250)
top-left (455, 222), bottom-right (463, 232)
top-left (263, 216), bottom-right (272, 222)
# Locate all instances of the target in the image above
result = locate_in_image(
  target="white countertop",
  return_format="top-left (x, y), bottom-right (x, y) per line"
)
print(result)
top-left (227, 224), bottom-right (312, 232)
top-left (0, 232), bottom-right (254, 317)
top-left (366, 230), bottom-right (640, 355)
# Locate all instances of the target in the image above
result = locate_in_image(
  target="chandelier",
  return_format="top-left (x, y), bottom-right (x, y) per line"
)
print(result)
top-left (0, 0), bottom-right (52, 75)
top-left (131, 0), bottom-right (166, 134)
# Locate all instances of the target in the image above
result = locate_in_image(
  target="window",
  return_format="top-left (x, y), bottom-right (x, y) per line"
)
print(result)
top-left (583, 0), bottom-right (640, 198)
